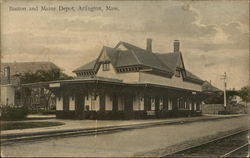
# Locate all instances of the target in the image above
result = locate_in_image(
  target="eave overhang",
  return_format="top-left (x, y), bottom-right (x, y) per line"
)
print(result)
top-left (21, 79), bottom-right (202, 93)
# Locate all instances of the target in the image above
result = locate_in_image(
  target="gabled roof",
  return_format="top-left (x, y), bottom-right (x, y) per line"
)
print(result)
top-left (73, 46), bottom-right (119, 73)
top-left (116, 42), bottom-right (171, 72)
top-left (1, 61), bottom-right (60, 76)
top-left (74, 42), bottom-right (173, 73)
top-left (73, 41), bottom-right (204, 83)
top-left (202, 81), bottom-right (222, 92)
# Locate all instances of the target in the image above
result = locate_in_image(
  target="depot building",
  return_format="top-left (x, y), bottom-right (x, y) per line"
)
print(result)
top-left (25, 39), bottom-right (206, 119)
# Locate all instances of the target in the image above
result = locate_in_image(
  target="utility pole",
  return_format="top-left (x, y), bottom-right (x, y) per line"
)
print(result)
top-left (221, 72), bottom-right (227, 109)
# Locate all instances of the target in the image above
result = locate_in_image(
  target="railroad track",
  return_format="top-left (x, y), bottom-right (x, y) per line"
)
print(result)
top-left (221, 143), bottom-right (249, 158)
top-left (162, 129), bottom-right (249, 158)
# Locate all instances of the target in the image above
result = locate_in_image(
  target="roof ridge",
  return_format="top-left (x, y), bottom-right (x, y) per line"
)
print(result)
top-left (93, 47), bottom-right (105, 70)
top-left (114, 41), bottom-right (124, 49)
top-left (116, 41), bottom-right (142, 65)
top-left (129, 48), bottom-right (142, 65)
top-left (104, 46), bottom-right (120, 67)
top-left (121, 41), bottom-right (175, 73)
top-left (103, 45), bottom-right (114, 49)
top-left (122, 41), bottom-right (147, 52)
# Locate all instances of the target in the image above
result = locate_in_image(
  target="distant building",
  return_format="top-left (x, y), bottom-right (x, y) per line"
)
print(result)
top-left (0, 62), bottom-right (60, 106)
top-left (1, 61), bottom-right (60, 85)
top-left (28, 39), bottom-right (210, 119)
top-left (201, 85), bottom-right (248, 114)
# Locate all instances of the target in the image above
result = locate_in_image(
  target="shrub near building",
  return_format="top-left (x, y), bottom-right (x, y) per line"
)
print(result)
top-left (0, 105), bottom-right (28, 120)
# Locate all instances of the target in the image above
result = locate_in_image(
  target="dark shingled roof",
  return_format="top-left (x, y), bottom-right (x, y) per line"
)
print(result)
top-left (115, 50), bottom-right (139, 67)
top-left (154, 52), bottom-right (180, 72)
top-left (202, 81), bottom-right (222, 92)
top-left (73, 41), bottom-right (204, 83)
top-left (119, 42), bottom-right (172, 72)
top-left (73, 60), bottom-right (96, 72)
top-left (103, 46), bottom-right (119, 66)
top-left (185, 70), bottom-right (203, 82)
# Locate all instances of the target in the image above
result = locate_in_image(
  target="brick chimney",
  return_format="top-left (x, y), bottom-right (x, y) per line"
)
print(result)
top-left (174, 40), bottom-right (180, 52)
top-left (146, 38), bottom-right (152, 52)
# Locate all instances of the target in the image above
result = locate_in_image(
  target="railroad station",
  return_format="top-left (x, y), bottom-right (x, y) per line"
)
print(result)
top-left (31, 39), bottom-right (206, 119)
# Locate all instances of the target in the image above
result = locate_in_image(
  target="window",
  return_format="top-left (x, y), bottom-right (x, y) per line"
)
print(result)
top-left (189, 102), bottom-right (192, 110)
top-left (92, 93), bottom-right (97, 100)
top-left (177, 98), bottom-right (180, 108)
top-left (151, 97), bottom-right (155, 110)
top-left (159, 97), bottom-right (163, 110)
top-left (140, 97), bottom-right (144, 102)
top-left (4, 67), bottom-right (9, 77)
top-left (85, 105), bottom-right (90, 111)
top-left (197, 102), bottom-right (200, 111)
top-left (175, 69), bottom-right (181, 77)
top-left (103, 63), bottom-right (110, 71)
top-left (168, 98), bottom-right (172, 110)
top-left (139, 96), bottom-right (144, 111)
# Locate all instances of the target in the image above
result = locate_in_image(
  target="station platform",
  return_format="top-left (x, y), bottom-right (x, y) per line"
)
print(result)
top-left (1, 114), bottom-right (245, 138)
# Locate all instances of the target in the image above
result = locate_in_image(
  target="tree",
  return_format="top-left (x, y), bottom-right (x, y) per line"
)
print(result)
top-left (203, 90), bottom-right (239, 104)
top-left (20, 68), bottom-right (73, 84)
top-left (238, 86), bottom-right (250, 102)
top-left (19, 69), bottom-right (73, 110)
top-left (203, 92), bottom-right (224, 104)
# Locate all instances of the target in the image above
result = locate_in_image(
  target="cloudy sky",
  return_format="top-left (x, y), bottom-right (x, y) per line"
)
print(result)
top-left (1, 0), bottom-right (249, 90)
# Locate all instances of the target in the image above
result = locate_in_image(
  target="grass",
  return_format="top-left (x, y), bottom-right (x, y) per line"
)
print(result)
top-left (0, 121), bottom-right (65, 131)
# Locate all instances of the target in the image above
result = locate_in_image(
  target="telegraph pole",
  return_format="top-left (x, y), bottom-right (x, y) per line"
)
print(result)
top-left (221, 72), bottom-right (227, 109)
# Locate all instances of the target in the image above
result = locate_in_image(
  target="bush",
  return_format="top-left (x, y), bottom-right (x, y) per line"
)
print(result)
top-left (218, 110), bottom-right (234, 115)
top-left (1, 121), bottom-right (64, 130)
top-left (26, 108), bottom-right (56, 115)
top-left (41, 110), bottom-right (56, 115)
top-left (0, 105), bottom-right (28, 120)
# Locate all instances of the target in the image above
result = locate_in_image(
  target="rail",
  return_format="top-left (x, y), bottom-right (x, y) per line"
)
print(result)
top-left (162, 129), bottom-right (249, 157)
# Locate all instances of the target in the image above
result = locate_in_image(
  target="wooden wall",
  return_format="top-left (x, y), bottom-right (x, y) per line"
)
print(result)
top-left (139, 72), bottom-right (201, 91)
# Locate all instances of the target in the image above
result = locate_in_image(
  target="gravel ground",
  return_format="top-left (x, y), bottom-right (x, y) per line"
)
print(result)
top-left (1, 116), bottom-right (248, 157)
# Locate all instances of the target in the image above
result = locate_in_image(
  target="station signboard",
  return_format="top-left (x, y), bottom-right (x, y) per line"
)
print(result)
top-left (49, 83), bottom-right (61, 88)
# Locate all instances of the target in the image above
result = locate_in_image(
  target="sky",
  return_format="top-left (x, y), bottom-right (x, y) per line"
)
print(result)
top-left (1, 0), bottom-right (249, 90)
